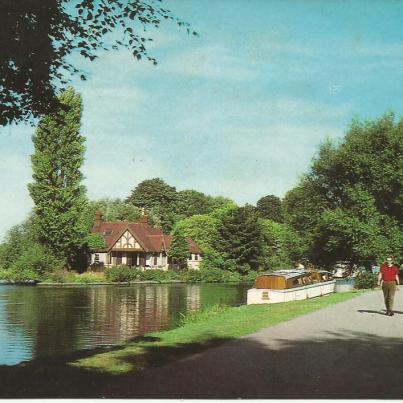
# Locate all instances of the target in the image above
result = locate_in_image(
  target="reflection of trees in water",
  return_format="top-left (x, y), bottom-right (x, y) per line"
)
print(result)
top-left (3, 287), bottom-right (92, 358)
top-left (199, 284), bottom-right (248, 308)
top-left (2, 284), bottom-right (248, 363)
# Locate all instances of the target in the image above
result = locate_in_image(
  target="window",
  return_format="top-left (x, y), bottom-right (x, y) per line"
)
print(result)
top-left (103, 230), bottom-right (113, 236)
top-left (94, 254), bottom-right (100, 263)
top-left (189, 254), bottom-right (192, 260)
top-left (116, 252), bottom-right (122, 265)
top-left (194, 254), bottom-right (198, 261)
top-left (154, 256), bottom-right (158, 265)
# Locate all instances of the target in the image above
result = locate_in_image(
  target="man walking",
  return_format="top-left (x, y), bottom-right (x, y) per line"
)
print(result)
top-left (378, 256), bottom-right (400, 316)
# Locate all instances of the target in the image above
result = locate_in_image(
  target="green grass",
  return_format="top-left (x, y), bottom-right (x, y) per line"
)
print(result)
top-left (69, 290), bottom-right (364, 375)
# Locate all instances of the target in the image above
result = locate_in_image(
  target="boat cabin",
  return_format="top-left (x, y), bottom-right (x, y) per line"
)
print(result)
top-left (254, 269), bottom-right (333, 290)
top-left (247, 269), bottom-right (335, 305)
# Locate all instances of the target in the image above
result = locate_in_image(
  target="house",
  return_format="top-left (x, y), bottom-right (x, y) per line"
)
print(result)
top-left (90, 211), bottom-right (202, 270)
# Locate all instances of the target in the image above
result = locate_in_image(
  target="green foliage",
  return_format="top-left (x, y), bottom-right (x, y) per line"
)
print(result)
top-left (28, 88), bottom-right (88, 267)
top-left (256, 195), bottom-right (283, 222)
top-left (0, 219), bottom-right (36, 269)
top-left (216, 205), bottom-right (263, 273)
top-left (126, 178), bottom-right (179, 232)
top-left (127, 178), bottom-right (178, 211)
top-left (354, 272), bottom-right (378, 289)
top-left (10, 243), bottom-right (64, 276)
top-left (0, 268), bottom-right (41, 282)
top-left (88, 199), bottom-right (141, 222)
top-left (168, 228), bottom-right (189, 270)
top-left (175, 190), bottom-right (214, 217)
top-left (260, 219), bottom-right (306, 270)
top-left (284, 114), bottom-right (403, 265)
top-left (104, 266), bottom-right (141, 282)
top-left (1, 1), bottom-right (193, 125)
top-left (174, 214), bottom-right (219, 251)
top-left (84, 233), bottom-right (107, 250)
top-left (139, 269), bottom-right (179, 281)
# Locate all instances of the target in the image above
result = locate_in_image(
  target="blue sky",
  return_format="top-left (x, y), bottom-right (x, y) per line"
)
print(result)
top-left (1, 0), bottom-right (403, 239)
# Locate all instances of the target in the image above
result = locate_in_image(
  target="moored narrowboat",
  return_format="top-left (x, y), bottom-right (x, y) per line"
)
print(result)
top-left (247, 269), bottom-right (335, 305)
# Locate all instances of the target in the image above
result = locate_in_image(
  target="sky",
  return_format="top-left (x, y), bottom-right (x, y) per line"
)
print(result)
top-left (1, 0), bottom-right (403, 240)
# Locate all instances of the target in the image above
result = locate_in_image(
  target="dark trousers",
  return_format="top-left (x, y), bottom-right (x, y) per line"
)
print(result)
top-left (382, 281), bottom-right (397, 312)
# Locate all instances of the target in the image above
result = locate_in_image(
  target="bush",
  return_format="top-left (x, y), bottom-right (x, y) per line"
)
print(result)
top-left (354, 271), bottom-right (378, 289)
top-left (180, 269), bottom-right (203, 283)
top-left (241, 270), bottom-right (261, 283)
top-left (10, 243), bottom-right (64, 276)
top-left (41, 269), bottom-right (75, 283)
top-left (198, 267), bottom-right (225, 283)
top-left (73, 272), bottom-right (106, 283)
top-left (138, 269), bottom-right (179, 282)
top-left (0, 267), bottom-right (42, 282)
top-left (221, 270), bottom-right (242, 282)
top-left (104, 266), bottom-right (141, 282)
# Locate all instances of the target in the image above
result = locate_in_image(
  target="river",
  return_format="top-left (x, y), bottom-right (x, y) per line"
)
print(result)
top-left (0, 283), bottom-right (249, 366)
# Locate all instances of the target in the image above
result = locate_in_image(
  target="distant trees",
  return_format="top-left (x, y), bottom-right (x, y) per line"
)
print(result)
top-left (126, 178), bottom-right (237, 233)
top-left (1, 0), bottom-right (194, 125)
top-left (88, 198), bottom-right (141, 222)
top-left (256, 195), bottom-right (283, 222)
top-left (28, 88), bottom-right (88, 267)
top-left (283, 113), bottom-right (403, 265)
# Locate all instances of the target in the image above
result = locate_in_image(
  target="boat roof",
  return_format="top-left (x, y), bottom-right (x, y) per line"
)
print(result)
top-left (258, 269), bottom-right (330, 280)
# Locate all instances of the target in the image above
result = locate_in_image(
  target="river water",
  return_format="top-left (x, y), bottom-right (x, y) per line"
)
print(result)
top-left (0, 283), bottom-right (249, 366)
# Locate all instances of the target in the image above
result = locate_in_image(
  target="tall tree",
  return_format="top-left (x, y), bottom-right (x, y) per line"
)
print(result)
top-left (168, 228), bottom-right (189, 270)
top-left (256, 194), bottom-right (283, 222)
top-left (216, 205), bottom-right (263, 273)
top-left (1, 0), bottom-right (195, 125)
top-left (28, 88), bottom-right (87, 267)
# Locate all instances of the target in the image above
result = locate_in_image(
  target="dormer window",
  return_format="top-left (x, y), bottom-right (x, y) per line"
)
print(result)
top-left (103, 230), bottom-right (113, 236)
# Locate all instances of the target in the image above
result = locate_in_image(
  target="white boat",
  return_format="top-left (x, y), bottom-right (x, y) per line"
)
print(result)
top-left (247, 269), bottom-right (336, 305)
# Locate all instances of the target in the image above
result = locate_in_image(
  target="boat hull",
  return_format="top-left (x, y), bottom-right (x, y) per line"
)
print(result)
top-left (247, 280), bottom-right (336, 305)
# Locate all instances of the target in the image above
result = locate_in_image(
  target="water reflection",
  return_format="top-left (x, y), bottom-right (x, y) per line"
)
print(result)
top-left (0, 283), bottom-right (248, 365)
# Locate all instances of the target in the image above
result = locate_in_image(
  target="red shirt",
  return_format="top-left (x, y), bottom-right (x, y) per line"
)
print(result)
top-left (380, 264), bottom-right (399, 281)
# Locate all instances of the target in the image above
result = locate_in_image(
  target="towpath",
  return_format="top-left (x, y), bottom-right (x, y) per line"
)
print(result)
top-left (104, 290), bottom-right (403, 399)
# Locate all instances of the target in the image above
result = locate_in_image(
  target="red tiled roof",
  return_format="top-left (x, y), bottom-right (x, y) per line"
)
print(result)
top-left (91, 219), bottom-right (202, 254)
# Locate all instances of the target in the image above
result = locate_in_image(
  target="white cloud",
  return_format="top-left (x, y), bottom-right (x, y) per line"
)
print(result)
top-left (160, 44), bottom-right (257, 81)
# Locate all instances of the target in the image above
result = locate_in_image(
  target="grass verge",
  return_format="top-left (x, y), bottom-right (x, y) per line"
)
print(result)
top-left (69, 290), bottom-right (364, 375)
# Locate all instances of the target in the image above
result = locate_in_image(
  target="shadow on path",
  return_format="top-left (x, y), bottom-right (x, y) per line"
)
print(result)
top-left (2, 327), bottom-right (402, 398)
top-left (0, 333), bottom-right (232, 398)
top-left (104, 330), bottom-right (403, 399)
top-left (358, 309), bottom-right (403, 315)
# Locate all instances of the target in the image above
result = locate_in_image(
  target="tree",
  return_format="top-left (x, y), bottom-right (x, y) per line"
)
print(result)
top-left (175, 190), bottom-right (214, 217)
top-left (260, 219), bottom-right (306, 270)
top-left (126, 178), bottom-right (179, 232)
top-left (1, 0), bottom-right (195, 126)
top-left (88, 198), bottom-right (141, 222)
top-left (256, 195), bottom-right (283, 222)
top-left (126, 178), bottom-right (178, 210)
top-left (168, 228), bottom-right (189, 270)
top-left (28, 88), bottom-right (88, 267)
top-left (283, 113), bottom-right (403, 265)
top-left (215, 205), bottom-right (263, 273)
top-left (174, 214), bottom-right (219, 251)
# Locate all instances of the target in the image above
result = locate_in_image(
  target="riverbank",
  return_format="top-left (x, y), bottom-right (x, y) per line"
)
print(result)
top-left (69, 290), bottom-right (364, 375)
top-left (0, 289), bottom-right (364, 397)
top-left (0, 266), bottom-right (260, 285)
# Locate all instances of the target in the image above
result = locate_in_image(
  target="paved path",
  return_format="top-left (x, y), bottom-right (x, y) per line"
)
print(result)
top-left (105, 290), bottom-right (403, 399)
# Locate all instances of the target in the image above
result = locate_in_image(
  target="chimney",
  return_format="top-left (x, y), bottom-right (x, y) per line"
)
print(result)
top-left (139, 208), bottom-right (148, 224)
top-left (94, 210), bottom-right (103, 228)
